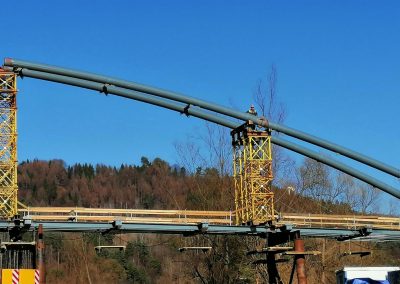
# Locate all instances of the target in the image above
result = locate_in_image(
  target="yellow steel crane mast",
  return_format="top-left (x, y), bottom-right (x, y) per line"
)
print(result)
top-left (232, 123), bottom-right (275, 225)
top-left (0, 69), bottom-right (18, 218)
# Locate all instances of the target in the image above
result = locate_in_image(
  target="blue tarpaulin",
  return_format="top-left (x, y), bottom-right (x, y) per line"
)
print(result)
top-left (347, 279), bottom-right (389, 284)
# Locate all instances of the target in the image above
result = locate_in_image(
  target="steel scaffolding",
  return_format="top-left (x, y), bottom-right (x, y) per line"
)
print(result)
top-left (0, 70), bottom-right (18, 218)
top-left (232, 124), bottom-right (275, 225)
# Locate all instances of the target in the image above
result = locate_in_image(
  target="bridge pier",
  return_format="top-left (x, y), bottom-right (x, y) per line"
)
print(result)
top-left (259, 229), bottom-right (308, 284)
top-left (36, 224), bottom-right (45, 284)
top-left (294, 231), bottom-right (307, 284)
top-left (266, 252), bottom-right (283, 284)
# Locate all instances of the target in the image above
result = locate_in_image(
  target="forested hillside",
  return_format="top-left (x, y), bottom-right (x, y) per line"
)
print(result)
top-left (14, 158), bottom-right (399, 283)
top-left (18, 157), bottom-right (232, 211)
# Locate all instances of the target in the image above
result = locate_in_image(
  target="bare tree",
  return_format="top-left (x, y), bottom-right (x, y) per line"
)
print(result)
top-left (174, 122), bottom-right (231, 177)
top-left (174, 139), bottom-right (207, 174)
top-left (388, 197), bottom-right (399, 216)
top-left (253, 64), bottom-right (285, 124)
top-left (340, 179), bottom-right (381, 214)
top-left (297, 156), bottom-right (381, 215)
top-left (174, 125), bottom-right (234, 211)
top-left (253, 64), bottom-right (296, 188)
top-left (299, 157), bottom-right (332, 214)
top-left (356, 184), bottom-right (381, 214)
top-left (202, 123), bottom-right (232, 176)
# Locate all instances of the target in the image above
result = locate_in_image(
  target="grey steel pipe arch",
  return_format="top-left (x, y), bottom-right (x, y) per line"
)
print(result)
top-left (4, 58), bottom-right (400, 178)
top-left (12, 68), bottom-right (400, 199)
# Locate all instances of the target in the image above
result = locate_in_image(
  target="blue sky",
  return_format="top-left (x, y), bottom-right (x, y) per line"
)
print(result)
top-left (1, 1), bottom-right (399, 207)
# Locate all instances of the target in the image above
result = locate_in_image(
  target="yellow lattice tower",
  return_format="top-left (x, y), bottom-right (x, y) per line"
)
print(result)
top-left (232, 124), bottom-right (274, 225)
top-left (0, 69), bottom-right (18, 218)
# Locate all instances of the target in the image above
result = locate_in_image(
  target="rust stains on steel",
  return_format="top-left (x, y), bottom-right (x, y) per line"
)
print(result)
top-left (294, 232), bottom-right (307, 284)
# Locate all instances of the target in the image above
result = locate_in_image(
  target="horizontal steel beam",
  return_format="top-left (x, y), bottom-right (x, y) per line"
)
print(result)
top-left (5, 58), bottom-right (399, 178)
top-left (2, 220), bottom-right (400, 241)
top-left (2, 220), bottom-right (275, 235)
top-left (19, 207), bottom-right (400, 230)
top-left (11, 69), bottom-right (400, 199)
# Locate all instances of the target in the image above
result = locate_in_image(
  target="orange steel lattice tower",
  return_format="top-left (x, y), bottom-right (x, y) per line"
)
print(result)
top-left (0, 69), bottom-right (18, 218)
top-left (232, 124), bottom-right (275, 225)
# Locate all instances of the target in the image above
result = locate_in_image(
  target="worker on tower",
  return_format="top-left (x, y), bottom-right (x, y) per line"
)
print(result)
top-left (247, 104), bottom-right (258, 116)
top-left (246, 104), bottom-right (258, 130)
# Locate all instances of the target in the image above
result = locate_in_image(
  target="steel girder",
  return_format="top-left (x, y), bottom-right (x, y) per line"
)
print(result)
top-left (1, 220), bottom-right (400, 241)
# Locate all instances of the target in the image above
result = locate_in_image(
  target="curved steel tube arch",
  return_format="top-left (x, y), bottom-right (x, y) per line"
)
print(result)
top-left (5, 58), bottom-right (399, 178)
top-left (13, 68), bottom-right (400, 199)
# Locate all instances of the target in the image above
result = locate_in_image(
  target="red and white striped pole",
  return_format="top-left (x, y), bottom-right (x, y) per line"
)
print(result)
top-left (34, 270), bottom-right (40, 284)
top-left (11, 269), bottom-right (19, 284)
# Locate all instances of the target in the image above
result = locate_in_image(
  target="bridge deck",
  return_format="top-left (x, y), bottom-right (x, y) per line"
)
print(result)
top-left (19, 207), bottom-right (400, 231)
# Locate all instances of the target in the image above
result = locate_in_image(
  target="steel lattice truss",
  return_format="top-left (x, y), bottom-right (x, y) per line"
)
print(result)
top-left (0, 71), bottom-right (18, 218)
top-left (233, 126), bottom-right (275, 224)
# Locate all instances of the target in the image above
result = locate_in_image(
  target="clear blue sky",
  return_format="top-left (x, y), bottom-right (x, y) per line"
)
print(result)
top-left (1, 1), bottom-right (399, 205)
